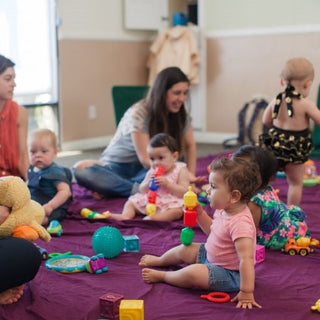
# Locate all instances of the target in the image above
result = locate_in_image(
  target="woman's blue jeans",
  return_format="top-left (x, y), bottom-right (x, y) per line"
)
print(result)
top-left (73, 161), bottom-right (148, 197)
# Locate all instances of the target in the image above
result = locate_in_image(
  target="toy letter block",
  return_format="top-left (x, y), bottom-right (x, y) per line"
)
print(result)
top-left (100, 292), bottom-right (124, 319)
top-left (123, 235), bottom-right (140, 252)
top-left (255, 244), bottom-right (265, 263)
top-left (120, 300), bottom-right (144, 320)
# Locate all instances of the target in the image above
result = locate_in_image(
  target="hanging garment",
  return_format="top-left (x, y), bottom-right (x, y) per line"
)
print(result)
top-left (147, 25), bottom-right (200, 85)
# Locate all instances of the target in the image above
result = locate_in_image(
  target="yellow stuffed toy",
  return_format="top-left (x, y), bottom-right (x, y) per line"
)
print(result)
top-left (0, 176), bottom-right (51, 242)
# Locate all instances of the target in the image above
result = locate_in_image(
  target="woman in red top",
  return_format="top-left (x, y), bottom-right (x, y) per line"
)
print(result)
top-left (0, 55), bottom-right (29, 180)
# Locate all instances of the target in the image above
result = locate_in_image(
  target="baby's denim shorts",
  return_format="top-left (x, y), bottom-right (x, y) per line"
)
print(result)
top-left (197, 243), bottom-right (240, 292)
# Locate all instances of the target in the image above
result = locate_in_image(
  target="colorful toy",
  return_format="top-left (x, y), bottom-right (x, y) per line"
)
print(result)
top-left (45, 254), bottom-right (90, 273)
top-left (180, 186), bottom-right (197, 245)
top-left (276, 171), bottom-right (286, 178)
top-left (80, 208), bottom-right (110, 219)
top-left (197, 184), bottom-right (209, 207)
top-left (200, 292), bottom-right (230, 303)
top-left (123, 235), bottom-right (140, 252)
top-left (277, 160), bottom-right (320, 186)
top-left (145, 166), bottom-right (165, 216)
top-left (49, 251), bottom-right (72, 259)
top-left (92, 226), bottom-right (124, 259)
top-left (255, 244), bottom-right (265, 264)
top-left (0, 176), bottom-right (51, 242)
top-left (303, 159), bottom-right (319, 186)
top-left (99, 292), bottom-right (124, 319)
top-left (311, 299), bottom-right (320, 313)
top-left (85, 253), bottom-right (108, 274)
top-left (47, 219), bottom-right (63, 236)
top-left (119, 300), bottom-right (144, 320)
top-left (281, 237), bottom-right (319, 256)
top-left (45, 253), bottom-right (108, 274)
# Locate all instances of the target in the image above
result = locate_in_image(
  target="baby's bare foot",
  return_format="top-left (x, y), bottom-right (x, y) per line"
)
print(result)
top-left (139, 255), bottom-right (161, 267)
top-left (142, 268), bottom-right (165, 283)
top-left (0, 285), bottom-right (24, 305)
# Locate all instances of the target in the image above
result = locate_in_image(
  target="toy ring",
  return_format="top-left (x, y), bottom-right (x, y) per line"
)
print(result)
top-left (45, 254), bottom-right (90, 273)
top-left (303, 178), bottom-right (319, 187)
top-left (200, 292), bottom-right (230, 303)
top-left (48, 251), bottom-right (73, 259)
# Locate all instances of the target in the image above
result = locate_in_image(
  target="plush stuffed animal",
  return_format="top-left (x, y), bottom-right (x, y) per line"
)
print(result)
top-left (0, 176), bottom-right (51, 242)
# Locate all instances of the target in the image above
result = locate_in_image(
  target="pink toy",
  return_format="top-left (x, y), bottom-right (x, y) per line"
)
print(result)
top-left (255, 244), bottom-right (265, 263)
top-left (86, 254), bottom-right (108, 274)
top-left (99, 292), bottom-right (124, 319)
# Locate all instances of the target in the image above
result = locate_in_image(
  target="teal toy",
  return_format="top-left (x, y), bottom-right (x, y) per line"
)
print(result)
top-left (92, 226), bottom-right (124, 259)
top-left (47, 220), bottom-right (63, 236)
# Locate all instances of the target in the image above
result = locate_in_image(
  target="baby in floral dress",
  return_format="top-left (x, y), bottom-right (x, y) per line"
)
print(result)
top-left (233, 145), bottom-right (309, 249)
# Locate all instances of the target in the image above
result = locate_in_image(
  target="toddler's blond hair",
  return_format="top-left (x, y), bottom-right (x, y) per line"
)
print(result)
top-left (31, 129), bottom-right (58, 149)
top-left (281, 57), bottom-right (314, 82)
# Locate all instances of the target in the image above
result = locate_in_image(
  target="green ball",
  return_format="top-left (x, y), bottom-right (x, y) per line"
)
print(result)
top-left (92, 226), bottom-right (124, 259)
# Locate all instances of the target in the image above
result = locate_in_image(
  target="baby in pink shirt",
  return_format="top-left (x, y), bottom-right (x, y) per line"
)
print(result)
top-left (139, 157), bottom-right (262, 309)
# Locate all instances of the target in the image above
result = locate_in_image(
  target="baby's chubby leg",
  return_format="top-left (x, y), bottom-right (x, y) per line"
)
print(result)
top-left (139, 243), bottom-right (201, 267)
top-left (108, 200), bottom-right (137, 221)
top-left (144, 208), bottom-right (183, 222)
top-left (285, 163), bottom-right (304, 206)
top-left (142, 264), bottom-right (209, 289)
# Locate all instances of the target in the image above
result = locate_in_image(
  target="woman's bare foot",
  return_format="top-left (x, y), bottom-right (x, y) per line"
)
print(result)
top-left (139, 255), bottom-right (161, 267)
top-left (142, 268), bottom-right (165, 283)
top-left (0, 285), bottom-right (24, 305)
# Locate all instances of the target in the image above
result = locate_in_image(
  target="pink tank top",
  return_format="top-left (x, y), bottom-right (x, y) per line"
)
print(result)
top-left (0, 100), bottom-right (19, 176)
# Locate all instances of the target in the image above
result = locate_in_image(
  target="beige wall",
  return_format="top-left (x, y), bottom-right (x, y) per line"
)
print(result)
top-left (205, 32), bottom-right (320, 133)
top-left (57, 0), bottom-right (320, 149)
top-left (59, 40), bottom-right (150, 142)
top-left (202, 0), bottom-right (320, 31)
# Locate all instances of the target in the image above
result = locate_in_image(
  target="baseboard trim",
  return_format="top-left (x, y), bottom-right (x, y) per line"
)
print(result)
top-left (61, 131), bottom-right (235, 152)
top-left (193, 131), bottom-right (235, 144)
top-left (61, 136), bottom-right (113, 151)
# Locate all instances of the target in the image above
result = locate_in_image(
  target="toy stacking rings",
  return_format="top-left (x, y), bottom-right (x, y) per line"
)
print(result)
top-left (200, 292), bottom-right (231, 303)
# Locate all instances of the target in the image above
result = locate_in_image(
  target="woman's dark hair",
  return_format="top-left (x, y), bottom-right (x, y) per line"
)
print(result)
top-left (0, 55), bottom-right (15, 74)
top-left (233, 145), bottom-right (278, 189)
top-left (147, 67), bottom-right (190, 154)
top-left (149, 133), bottom-right (179, 154)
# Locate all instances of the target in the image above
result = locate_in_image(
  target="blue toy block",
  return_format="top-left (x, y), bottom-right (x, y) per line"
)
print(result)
top-left (123, 235), bottom-right (140, 252)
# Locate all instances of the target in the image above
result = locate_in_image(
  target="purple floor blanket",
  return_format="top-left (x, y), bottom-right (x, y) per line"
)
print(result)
top-left (1, 153), bottom-right (320, 320)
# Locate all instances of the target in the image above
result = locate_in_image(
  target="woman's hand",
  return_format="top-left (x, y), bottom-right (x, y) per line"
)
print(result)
top-left (188, 171), bottom-right (208, 185)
